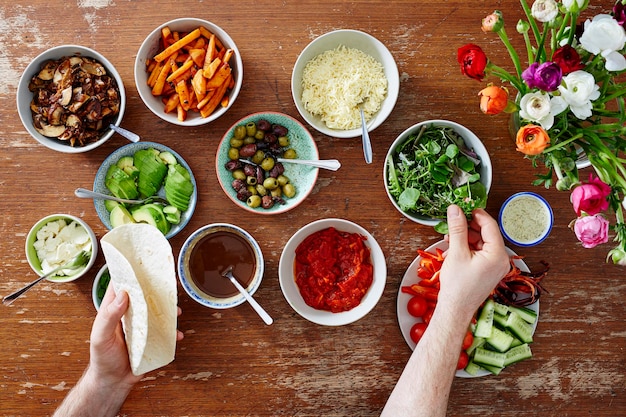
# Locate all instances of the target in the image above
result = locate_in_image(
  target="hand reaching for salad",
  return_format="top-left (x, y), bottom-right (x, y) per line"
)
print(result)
top-left (439, 205), bottom-right (510, 319)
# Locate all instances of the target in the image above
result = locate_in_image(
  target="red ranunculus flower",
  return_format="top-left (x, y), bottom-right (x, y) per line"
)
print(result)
top-left (552, 45), bottom-right (585, 75)
top-left (457, 44), bottom-right (488, 81)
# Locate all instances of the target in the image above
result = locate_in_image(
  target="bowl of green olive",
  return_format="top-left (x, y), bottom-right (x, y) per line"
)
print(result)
top-left (215, 112), bottom-right (319, 214)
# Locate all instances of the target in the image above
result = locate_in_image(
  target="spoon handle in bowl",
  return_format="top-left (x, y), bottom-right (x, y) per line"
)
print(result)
top-left (228, 276), bottom-right (273, 325)
top-left (276, 158), bottom-right (341, 171)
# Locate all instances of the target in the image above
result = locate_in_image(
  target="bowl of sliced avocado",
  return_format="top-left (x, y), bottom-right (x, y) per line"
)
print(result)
top-left (92, 141), bottom-right (197, 239)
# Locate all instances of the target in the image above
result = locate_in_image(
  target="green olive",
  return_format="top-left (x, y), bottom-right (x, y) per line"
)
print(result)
top-left (233, 125), bottom-right (246, 140)
top-left (278, 136), bottom-right (290, 147)
top-left (228, 147), bottom-right (239, 160)
top-left (243, 136), bottom-right (256, 145)
top-left (255, 184), bottom-right (267, 196)
top-left (246, 176), bottom-right (257, 186)
top-left (232, 169), bottom-right (246, 180)
top-left (247, 195), bottom-right (261, 208)
top-left (277, 174), bottom-right (290, 186)
top-left (283, 183), bottom-right (296, 198)
top-left (263, 177), bottom-right (279, 190)
top-left (247, 185), bottom-right (258, 195)
top-left (230, 137), bottom-right (244, 148)
top-left (282, 148), bottom-right (297, 159)
top-left (260, 157), bottom-right (275, 171)
top-left (271, 188), bottom-right (282, 198)
top-left (252, 150), bottom-right (265, 165)
top-left (245, 122), bottom-right (257, 137)
top-left (254, 130), bottom-right (265, 140)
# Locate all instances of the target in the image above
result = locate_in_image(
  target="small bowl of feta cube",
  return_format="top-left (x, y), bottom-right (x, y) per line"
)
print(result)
top-left (25, 214), bottom-right (98, 283)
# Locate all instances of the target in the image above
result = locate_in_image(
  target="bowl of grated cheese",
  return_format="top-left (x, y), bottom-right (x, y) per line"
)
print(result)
top-left (25, 214), bottom-right (98, 283)
top-left (291, 29), bottom-right (399, 139)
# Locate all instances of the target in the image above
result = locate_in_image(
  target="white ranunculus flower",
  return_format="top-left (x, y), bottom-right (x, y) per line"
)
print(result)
top-left (531, 0), bottom-right (559, 23)
top-left (519, 91), bottom-right (555, 130)
top-left (562, 0), bottom-right (587, 12)
top-left (580, 14), bottom-right (626, 71)
top-left (557, 71), bottom-right (600, 120)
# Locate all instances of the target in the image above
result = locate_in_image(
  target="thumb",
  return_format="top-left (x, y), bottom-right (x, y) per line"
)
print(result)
top-left (446, 205), bottom-right (469, 254)
top-left (92, 288), bottom-right (128, 343)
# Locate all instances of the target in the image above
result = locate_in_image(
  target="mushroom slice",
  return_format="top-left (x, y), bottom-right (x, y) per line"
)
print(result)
top-left (35, 122), bottom-right (67, 138)
top-left (37, 61), bottom-right (57, 81)
top-left (59, 86), bottom-right (73, 106)
top-left (80, 59), bottom-right (106, 76)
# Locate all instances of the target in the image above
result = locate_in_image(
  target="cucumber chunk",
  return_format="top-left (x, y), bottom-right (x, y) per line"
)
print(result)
top-left (504, 343), bottom-right (533, 366)
top-left (464, 360), bottom-right (483, 376)
top-left (506, 311), bottom-right (534, 344)
top-left (509, 306), bottom-right (538, 324)
top-left (474, 347), bottom-right (506, 368)
top-left (474, 299), bottom-right (495, 338)
top-left (486, 326), bottom-right (515, 352)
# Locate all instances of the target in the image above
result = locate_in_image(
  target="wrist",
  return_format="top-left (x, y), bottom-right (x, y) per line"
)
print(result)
top-left (81, 366), bottom-right (134, 413)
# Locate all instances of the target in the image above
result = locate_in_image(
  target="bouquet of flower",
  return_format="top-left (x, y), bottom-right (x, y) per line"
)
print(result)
top-left (457, 0), bottom-right (626, 263)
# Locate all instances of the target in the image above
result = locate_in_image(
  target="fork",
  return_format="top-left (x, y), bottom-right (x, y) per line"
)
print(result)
top-left (3, 250), bottom-right (90, 306)
top-left (74, 188), bottom-right (169, 205)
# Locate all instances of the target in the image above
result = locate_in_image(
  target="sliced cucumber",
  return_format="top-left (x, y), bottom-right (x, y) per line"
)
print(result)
top-left (505, 311), bottom-right (534, 344)
top-left (163, 205), bottom-right (181, 224)
top-left (493, 312), bottom-right (508, 328)
top-left (486, 326), bottom-right (515, 352)
top-left (504, 343), bottom-right (533, 366)
top-left (480, 363), bottom-right (504, 375)
top-left (474, 347), bottom-right (505, 368)
top-left (465, 336), bottom-right (485, 356)
top-left (509, 306), bottom-right (538, 324)
top-left (494, 301), bottom-right (509, 316)
top-left (464, 360), bottom-right (483, 376)
top-left (474, 299), bottom-right (495, 338)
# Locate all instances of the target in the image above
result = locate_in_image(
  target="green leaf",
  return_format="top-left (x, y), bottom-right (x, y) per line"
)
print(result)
top-left (398, 188), bottom-right (420, 211)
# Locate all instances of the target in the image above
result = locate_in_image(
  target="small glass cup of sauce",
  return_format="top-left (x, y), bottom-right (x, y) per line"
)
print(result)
top-left (498, 192), bottom-right (553, 247)
top-left (177, 223), bottom-right (264, 308)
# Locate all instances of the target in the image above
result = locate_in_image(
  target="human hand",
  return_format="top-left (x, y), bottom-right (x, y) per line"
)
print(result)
top-left (85, 285), bottom-right (184, 390)
top-left (439, 205), bottom-right (510, 319)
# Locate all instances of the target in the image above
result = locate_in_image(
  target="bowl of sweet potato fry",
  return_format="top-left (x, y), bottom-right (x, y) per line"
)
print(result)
top-left (135, 18), bottom-right (243, 126)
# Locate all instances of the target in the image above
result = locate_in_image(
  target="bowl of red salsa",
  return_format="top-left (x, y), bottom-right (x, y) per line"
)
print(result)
top-left (278, 218), bottom-right (386, 326)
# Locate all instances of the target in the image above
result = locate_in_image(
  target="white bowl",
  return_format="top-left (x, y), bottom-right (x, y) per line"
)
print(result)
top-left (278, 218), bottom-right (386, 326)
top-left (135, 18), bottom-right (243, 127)
top-left (499, 192), bottom-right (554, 247)
top-left (291, 29), bottom-right (399, 138)
top-left (92, 264), bottom-right (110, 310)
top-left (216, 112), bottom-right (319, 215)
top-left (17, 45), bottom-right (126, 153)
top-left (383, 120), bottom-right (493, 226)
top-left (177, 223), bottom-right (264, 309)
top-left (25, 214), bottom-right (98, 283)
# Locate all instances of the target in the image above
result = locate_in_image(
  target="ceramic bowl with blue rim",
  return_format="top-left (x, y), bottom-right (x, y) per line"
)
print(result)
top-left (216, 111), bottom-right (319, 214)
top-left (498, 192), bottom-right (553, 247)
top-left (177, 223), bottom-right (265, 309)
top-left (93, 141), bottom-right (197, 239)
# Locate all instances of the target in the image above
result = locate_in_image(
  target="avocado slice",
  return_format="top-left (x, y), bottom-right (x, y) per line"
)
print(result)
top-left (164, 164), bottom-right (194, 211)
top-left (134, 149), bottom-right (167, 198)
top-left (110, 205), bottom-right (136, 228)
top-left (131, 204), bottom-right (171, 235)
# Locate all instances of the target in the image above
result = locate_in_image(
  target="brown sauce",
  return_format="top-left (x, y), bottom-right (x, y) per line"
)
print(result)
top-left (188, 230), bottom-right (256, 298)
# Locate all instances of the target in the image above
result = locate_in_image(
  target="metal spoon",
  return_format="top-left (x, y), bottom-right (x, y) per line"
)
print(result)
top-left (221, 266), bottom-right (273, 325)
top-left (109, 124), bottom-right (140, 143)
top-left (74, 188), bottom-right (168, 205)
top-left (359, 106), bottom-right (372, 164)
top-left (3, 250), bottom-right (90, 306)
top-left (239, 158), bottom-right (341, 171)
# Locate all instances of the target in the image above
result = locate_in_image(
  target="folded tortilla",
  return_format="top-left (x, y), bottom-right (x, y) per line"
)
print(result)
top-left (101, 223), bottom-right (177, 375)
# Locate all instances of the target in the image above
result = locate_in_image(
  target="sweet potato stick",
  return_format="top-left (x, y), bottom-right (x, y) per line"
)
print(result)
top-left (154, 28), bottom-right (201, 63)
top-left (167, 58), bottom-right (194, 82)
top-left (152, 58), bottom-right (174, 96)
top-left (206, 64), bottom-right (231, 89)
top-left (200, 74), bottom-right (231, 117)
top-left (203, 57), bottom-right (221, 79)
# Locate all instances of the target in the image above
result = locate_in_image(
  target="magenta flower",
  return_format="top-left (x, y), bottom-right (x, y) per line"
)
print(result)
top-left (571, 174), bottom-right (611, 216)
top-left (573, 215), bottom-right (610, 248)
top-left (522, 62), bottom-right (562, 91)
top-left (614, 2), bottom-right (626, 29)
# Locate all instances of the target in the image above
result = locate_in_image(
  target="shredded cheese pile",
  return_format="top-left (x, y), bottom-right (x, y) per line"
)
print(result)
top-left (301, 45), bottom-right (388, 130)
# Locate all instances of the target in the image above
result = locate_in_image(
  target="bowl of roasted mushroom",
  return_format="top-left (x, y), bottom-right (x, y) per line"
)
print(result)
top-left (17, 45), bottom-right (126, 153)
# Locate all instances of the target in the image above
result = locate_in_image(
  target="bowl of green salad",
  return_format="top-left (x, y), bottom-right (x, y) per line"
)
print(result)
top-left (384, 120), bottom-right (492, 228)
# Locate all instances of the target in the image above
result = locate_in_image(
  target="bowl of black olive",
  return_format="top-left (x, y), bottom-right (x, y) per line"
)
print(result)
top-left (215, 112), bottom-right (319, 214)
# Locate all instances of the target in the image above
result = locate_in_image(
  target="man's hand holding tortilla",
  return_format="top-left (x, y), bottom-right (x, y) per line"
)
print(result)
top-left (53, 286), bottom-right (184, 417)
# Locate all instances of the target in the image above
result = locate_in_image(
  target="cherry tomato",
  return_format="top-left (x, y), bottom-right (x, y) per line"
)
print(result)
top-left (457, 351), bottom-right (469, 370)
top-left (461, 330), bottom-right (474, 350)
top-left (406, 295), bottom-right (428, 318)
top-left (409, 322), bottom-right (428, 344)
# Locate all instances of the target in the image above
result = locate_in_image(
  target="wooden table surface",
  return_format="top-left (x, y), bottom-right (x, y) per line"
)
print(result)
top-left (1, 1), bottom-right (625, 416)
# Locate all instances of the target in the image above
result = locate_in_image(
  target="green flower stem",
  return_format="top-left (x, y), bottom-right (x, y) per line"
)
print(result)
top-left (496, 27), bottom-right (524, 78)
top-left (542, 132), bottom-right (584, 153)
top-left (486, 63), bottom-right (526, 93)
top-left (522, 30), bottom-right (533, 65)
top-left (533, 23), bottom-right (550, 63)
top-left (519, 0), bottom-right (542, 51)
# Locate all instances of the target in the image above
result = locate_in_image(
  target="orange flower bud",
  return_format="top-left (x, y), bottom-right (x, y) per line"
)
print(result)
top-left (478, 85), bottom-right (508, 115)
top-left (516, 124), bottom-right (550, 155)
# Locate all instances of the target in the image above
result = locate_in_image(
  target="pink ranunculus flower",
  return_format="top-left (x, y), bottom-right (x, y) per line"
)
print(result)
top-left (571, 174), bottom-right (611, 216)
top-left (573, 215), bottom-right (610, 248)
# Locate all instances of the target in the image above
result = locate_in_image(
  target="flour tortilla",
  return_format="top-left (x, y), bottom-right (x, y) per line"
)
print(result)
top-left (101, 223), bottom-right (177, 375)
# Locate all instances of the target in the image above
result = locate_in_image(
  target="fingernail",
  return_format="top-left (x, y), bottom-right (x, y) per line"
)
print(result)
top-left (448, 204), bottom-right (461, 217)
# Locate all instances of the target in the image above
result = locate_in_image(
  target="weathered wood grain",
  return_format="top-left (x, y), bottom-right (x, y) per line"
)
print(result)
top-left (1, 0), bottom-right (624, 416)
